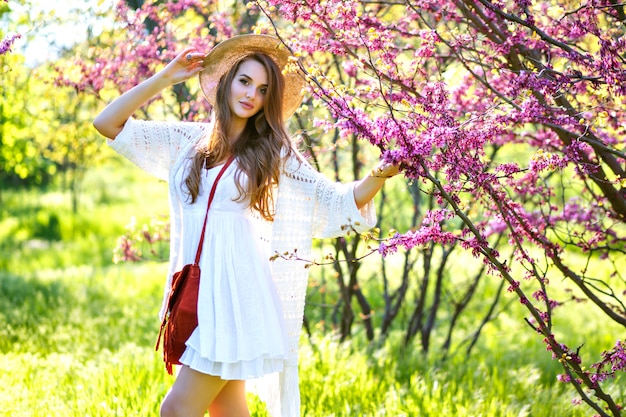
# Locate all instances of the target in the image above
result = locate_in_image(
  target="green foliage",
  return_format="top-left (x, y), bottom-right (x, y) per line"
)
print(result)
top-left (1, 2), bottom-right (111, 213)
top-left (0, 162), bottom-right (168, 272)
top-left (0, 52), bottom-right (56, 188)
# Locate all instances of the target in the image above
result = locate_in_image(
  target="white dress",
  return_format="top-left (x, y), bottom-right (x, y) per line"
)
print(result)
top-left (175, 159), bottom-right (288, 380)
top-left (109, 118), bottom-right (377, 415)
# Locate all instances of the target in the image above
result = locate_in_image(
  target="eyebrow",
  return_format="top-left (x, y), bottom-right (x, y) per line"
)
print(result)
top-left (239, 73), bottom-right (268, 87)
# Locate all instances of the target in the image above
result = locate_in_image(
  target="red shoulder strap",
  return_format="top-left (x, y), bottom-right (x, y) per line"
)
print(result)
top-left (193, 155), bottom-right (235, 265)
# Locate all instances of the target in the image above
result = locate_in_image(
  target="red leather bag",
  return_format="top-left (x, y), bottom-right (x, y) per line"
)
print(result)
top-left (155, 156), bottom-right (234, 375)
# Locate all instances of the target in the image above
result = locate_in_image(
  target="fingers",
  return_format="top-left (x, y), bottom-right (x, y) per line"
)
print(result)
top-left (172, 48), bottom-right (204, 77)
top-left (159, 47), bottom-right (206, 85)
top-left (373, 161), bottom-right (401, 178)
top-left (176, 47), bottom-right (204, 64)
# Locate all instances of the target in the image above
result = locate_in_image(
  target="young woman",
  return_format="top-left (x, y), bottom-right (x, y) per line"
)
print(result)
top-left (93, 34), bottom-right (398, 417)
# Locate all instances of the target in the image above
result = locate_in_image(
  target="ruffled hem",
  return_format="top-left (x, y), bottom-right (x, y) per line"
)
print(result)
top-left (180, 343), bottom-right (285, 380)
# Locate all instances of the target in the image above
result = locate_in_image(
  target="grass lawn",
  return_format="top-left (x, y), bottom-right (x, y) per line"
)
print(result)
top-left (0, 162), bottom-right (622, 416)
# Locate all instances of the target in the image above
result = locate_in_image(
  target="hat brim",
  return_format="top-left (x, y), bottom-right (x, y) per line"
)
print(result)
top-left (199, 34), bottom-right (305, 120)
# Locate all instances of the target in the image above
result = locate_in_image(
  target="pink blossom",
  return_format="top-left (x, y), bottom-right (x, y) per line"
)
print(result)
top-left (0, 33), bottom-right (21, 55)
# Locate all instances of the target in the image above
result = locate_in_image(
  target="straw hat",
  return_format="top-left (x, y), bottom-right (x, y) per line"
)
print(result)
top-left (199, 34), bottom-right (305, 120)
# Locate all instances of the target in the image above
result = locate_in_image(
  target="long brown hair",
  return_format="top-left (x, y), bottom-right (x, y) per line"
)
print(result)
top-left (184, 53), bottom-right (294, 221)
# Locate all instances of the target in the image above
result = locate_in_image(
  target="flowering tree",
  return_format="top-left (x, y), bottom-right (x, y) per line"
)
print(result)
top-left (256, 0), bottom-right (625, 415)
top-left (55, 0), bottom-right (261, 121)
top-left (57, 0), bottom-right (625, 415)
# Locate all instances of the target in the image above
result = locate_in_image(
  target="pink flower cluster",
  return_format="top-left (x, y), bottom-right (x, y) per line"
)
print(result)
top-left (0, 33), bottom-right (21, 56)
top-left (113, 216), bottom-right (170, 263)
top-left (590, 340), bottom-right (626, 385)
top-left (53, 0), bottom-right (229, 120)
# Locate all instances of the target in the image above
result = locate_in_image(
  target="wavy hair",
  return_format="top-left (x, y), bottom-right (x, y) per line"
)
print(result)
top-left (184, 53), bottom-right (294, 221)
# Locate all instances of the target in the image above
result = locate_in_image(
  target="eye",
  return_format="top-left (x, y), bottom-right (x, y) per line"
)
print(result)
top-left (239, 78), bottom-right (249, 85)
top-left (260, 87), bottom-right (268, 95)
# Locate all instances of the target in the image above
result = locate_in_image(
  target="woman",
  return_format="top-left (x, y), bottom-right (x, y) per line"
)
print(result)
top-left (93, 34), bottom-right (398, 417)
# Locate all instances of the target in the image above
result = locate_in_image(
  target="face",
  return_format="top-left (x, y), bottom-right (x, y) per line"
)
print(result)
top-left (228, 59), bottom-right (269, 122)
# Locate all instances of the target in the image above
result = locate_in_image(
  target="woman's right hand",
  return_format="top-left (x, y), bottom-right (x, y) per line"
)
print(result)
top-left (158, 47), bottom-right (206, 86)
top-left (93, 47), bottom-right (207, 140)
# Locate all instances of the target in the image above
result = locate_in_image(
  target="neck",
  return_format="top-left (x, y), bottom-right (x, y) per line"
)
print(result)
top-left (228, 118), bottom-right (246, 145)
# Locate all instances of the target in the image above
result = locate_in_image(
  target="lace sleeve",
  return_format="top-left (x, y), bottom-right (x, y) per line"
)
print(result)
top-left (107, 118), bottom-right (210, 181)
top-left (311, 173), bottom-right (377, 238)
top-left (282, 153), bottom-right (377, 238)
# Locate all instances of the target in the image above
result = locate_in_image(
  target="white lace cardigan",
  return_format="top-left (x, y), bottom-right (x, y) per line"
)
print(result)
top-left (108, 118), bottom-right (376, 416)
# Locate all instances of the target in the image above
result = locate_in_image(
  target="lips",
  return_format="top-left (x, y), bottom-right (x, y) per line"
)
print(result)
top-left (239, 101), bottom-right (254, 110)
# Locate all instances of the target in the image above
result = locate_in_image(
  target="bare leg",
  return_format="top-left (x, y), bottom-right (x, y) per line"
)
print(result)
top-left (160, 365), bottom-right (228, 417)
top-left (209, 380), bottom-right (250, 417)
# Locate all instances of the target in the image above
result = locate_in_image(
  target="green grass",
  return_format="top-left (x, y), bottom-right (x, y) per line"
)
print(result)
top-left (0, 161), bottom-right (623, 417)
top-left (297, 327), bottom-right (610, 417)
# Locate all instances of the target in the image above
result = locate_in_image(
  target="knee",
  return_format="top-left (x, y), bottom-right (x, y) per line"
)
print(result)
top-left (159, 397), bottom-right (180, 417)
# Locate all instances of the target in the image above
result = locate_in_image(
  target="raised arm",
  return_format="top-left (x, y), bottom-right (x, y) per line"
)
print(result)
top-left (353, 161), bottom-right (400, 209)
top-left (93, 48), bottom-right (205, 140)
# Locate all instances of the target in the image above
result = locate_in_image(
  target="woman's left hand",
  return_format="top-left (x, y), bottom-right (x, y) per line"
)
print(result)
top-left (370, 161), bottom-right (400, 179)
top-left (353, 161), bottom-right (401, 209)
